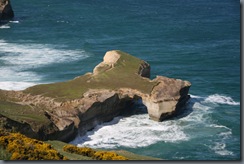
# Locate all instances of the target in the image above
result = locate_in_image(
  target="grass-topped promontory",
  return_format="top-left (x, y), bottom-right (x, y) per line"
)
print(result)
top-left (23, 51), bottom-right (157, 101)
top-left (0, 50), bottom-right (164, 160)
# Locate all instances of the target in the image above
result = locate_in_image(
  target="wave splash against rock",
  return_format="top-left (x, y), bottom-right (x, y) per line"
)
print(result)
top-left (0, 50), bottom-right (191, 142)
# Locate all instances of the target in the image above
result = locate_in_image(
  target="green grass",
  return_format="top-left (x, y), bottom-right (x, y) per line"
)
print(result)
top-left (0, 146), bottom-right (11, 160)
top-left (0, 100), bottom-right (51, 132)
top-left (0, 51), bottom-right (162, 160)
top-left (46, 140), bottom-right (94, 160)
top-left (115, 150), bottom-right (162, 160)
top-left (0, 139), bottom-right (162, 160)
top-left (23, 50), bottom-right (157, 101)
top-left (46, 140), bottom-right (162, 160)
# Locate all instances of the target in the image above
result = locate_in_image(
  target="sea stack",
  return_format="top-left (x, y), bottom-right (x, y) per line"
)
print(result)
top-left (0, 50), bottom-right (191, 142)
top-left (0, 0), bottom-right (14, 21)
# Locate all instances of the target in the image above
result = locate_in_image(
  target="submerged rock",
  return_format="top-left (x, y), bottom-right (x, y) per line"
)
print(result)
top-left (0, 0), bottom-right (14, 21)
top-left (0, 50), bottom-right (191, 142)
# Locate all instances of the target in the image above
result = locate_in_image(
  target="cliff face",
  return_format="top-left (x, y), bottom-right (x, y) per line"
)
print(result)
top-left (0, 0), bottom-right (14, 21)
top-left (0, 50), bottom-right (191, 142)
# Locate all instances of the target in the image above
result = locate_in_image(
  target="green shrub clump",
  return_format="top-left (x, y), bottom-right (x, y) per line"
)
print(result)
top-left (63, 144), bottom-right (128, 160)
top-left (0, 129), bottom-right (68, 160)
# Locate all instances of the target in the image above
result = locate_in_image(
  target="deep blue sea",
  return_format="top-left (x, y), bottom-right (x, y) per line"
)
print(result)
top-left (0, 0), bottom-right (240, 160)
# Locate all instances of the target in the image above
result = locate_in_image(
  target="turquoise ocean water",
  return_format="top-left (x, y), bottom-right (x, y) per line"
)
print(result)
top-left (0, 0), bottom-right (240, 160)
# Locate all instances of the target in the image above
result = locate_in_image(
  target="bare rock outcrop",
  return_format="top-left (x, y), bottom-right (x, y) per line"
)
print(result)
top-left (0, 0), bottom-right (14, 21)
top-left (0, 50), bottom-right (191, 142)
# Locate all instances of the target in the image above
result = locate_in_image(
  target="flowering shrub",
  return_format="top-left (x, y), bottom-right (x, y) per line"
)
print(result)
top-left (63, 144), bottom-right (95, 157)
top-left (0, 129), bottom-right (68, 160)
top-left (63, 144), bottom-right (128, 160)
top-left (93, 151), bottom-right (128, 160)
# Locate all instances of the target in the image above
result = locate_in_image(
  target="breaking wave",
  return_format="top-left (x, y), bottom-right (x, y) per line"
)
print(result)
top-left (0, 40), bottom-right (88, 67)
top-left (0, 81), bottom-right (37, 91)
top-left (72, 114), bottom-right (189, 149)
top-left (204, 94), bottom-right (240, 105)
top-left (0, 39), bottom-right (89, 90)
top-left (207, 124), bottom-right (234, 156)
top-left (71, 93), bottom-right (238, 157)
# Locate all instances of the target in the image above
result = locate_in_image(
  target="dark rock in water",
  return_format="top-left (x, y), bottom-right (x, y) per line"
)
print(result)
top-left (0, 0), bottom-right (14, 21)
top-left (0, 50), bottom-right (191, 142)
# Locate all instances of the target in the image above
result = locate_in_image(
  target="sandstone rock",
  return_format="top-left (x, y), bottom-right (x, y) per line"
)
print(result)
top-left (0, 0), bottom-right (14, 21)
top-left (0, 50), bottom-right (191, 142)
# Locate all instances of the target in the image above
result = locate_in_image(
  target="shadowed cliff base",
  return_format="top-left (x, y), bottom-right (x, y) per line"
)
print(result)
top-left (0, 0), bottom-right (14, 23)
top-left (0, 50), bottom-right (191, 142)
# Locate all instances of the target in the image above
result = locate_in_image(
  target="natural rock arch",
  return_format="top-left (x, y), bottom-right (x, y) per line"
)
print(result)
top-left (0, 50), bottom-right (191, 142)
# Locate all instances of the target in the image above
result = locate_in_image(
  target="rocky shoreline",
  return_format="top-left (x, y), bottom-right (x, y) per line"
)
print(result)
top-left (0, 50), bottom-right (191, 142)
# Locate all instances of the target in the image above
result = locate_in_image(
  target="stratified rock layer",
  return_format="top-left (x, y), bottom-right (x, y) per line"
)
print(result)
top-left (0, 50), bottom-right (191, 142)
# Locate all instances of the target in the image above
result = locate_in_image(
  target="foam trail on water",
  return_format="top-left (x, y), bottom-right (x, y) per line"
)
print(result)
top-left (190, 94), bottom-right (240, 106)
top-left (9, 20), bottom-right (19, 23)
top-left (0, 39), bottom-right (89, 90)
top-left (207, 124), bottom-right (233, 156)
top-left (204, 94), bottom-right (239, 105)
top-left (0, 41), bottom-right (88, 67)
top-left (0, 82), bottom-right (37, 91)
top-left (72, 114), bottom-right (189, 149)
top-left (0, 25), bottom-right (10, 29)
top-left (210, 143), bottom-right (233, 156)
top-left (184, 95), bottom-right (235, 156)
top-left (71, 93), bottom-right (236, 157)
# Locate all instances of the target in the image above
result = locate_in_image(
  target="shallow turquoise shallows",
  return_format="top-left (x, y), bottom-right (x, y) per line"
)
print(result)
top-left (0, 0), bottom-right (240, 160)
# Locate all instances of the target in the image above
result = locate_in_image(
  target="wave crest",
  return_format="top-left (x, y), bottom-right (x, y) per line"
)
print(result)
top-left (204, 94), bottom-right (240, 106)
top-left (0, 39), bottom-right (89, 90)
top-left (71, 114), bottom-right (189, 149)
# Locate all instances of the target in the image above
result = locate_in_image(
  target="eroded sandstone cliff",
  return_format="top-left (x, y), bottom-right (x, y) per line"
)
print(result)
top-left (0, 50), bottom-right (191, 142)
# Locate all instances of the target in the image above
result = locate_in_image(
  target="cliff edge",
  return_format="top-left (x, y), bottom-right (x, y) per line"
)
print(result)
top-left (0, 50), bottom-right (191, 142)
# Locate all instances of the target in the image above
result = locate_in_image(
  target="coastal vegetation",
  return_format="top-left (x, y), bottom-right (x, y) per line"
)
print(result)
top-left (0, 50), bottom-right (191, 148)
top-left (23, 50), bottom-right (155, 101)
top-left (0, 129), bottom-right (67, 160)
top-left (63, 144), bottom-right (128, 160)
top-left (0, 129), bottom-right (160, 160)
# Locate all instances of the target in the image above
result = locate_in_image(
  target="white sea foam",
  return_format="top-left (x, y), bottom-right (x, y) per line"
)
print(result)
top-left (0, 68), bottom-right (41, 82)
top-left (204, 94), bottom-right (240, 105)
top-left (72, 114), bottom-right (189, 149)
top-left (0, 82), bottom-right (37, 91)
top-left (0, 25), bottom-right (10, 29)
top-left (0, 39), bottom-right (89, 90)
top-left (210, 142), bottom-right (233, 156)
top-left (70, 93), bottom-right (238, 152)
top-left (9, 20), bottom-right (19, 23)
top-left (209, 124), bottom-right (232, 131)
top-left (0, 41), bottom-right (88, 67)
top-left (207, 123), bottom-right (234, 156)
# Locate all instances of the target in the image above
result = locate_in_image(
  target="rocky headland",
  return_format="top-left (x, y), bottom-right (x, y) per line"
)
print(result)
top-left (0, 50), bottom-right (191, 142)
top-left (0, 0), bottom-right (14, 22)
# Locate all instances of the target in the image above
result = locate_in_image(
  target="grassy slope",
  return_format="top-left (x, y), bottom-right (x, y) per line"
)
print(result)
top-left (0, 51), bottom-right (155, 130)
top-left (0, 51), bottom-right (161, 160)
top-left (0, 100), bottom-right (51, 130)
top-left (0, 139), bottom-right (162, 160)
top-left (0, 147), bottom-right (11, 160)
top-left (46, 140), bottom-right (93, 160)
top-left (47, 140), bottom-right (162, 160)
top-left (23, 51), bottom-right (157, 101)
